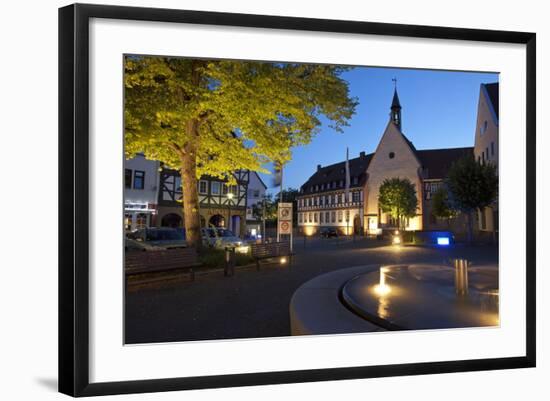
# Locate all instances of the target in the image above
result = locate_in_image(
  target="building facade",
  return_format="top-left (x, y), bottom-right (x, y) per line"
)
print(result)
top-left (156, 169), bottom-right (250, 237)
top-left (473, 82), bottom-right (499, 235)
top-left (297, 87), bottom-right (485, 237)
top-left (245, 171), bottom-right (268, 237)
top-left (124, 154), bottom-right (160, 231)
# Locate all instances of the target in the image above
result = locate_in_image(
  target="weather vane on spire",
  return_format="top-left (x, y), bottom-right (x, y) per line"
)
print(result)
top-left (392, 77), bottom-right (397, 90)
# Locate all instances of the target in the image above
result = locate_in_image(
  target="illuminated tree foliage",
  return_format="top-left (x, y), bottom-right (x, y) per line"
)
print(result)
top-left (378, 177), bottom-right (418, 230)
top-left (125, 56), bottom-right (357, 247)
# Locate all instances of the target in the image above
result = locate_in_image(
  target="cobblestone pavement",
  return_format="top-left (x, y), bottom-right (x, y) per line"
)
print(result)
top-left (125, 237), bottom-right (498, 344)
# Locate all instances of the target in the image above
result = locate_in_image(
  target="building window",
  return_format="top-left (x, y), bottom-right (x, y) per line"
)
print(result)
top-left (352, 176), bottom-right (358, 185)
top-left (389, 152), bottom-right (395, 159)
top-left (338, 210), bottom-right (343, 222)
top-left (136, 213), bottom-right (148, 229)
top-left (481, 120), bottom-right (488, 135)
top-left (124, 213), bottom-right (132, 231)
top-left (230, 185), bottom-right (238, 195)
top-left (352, 192), bottom-right (360, 203)
top-left (253, 189), bottom-right (260, 198)
top-left (486, 147), bottom-right (489, 160)
top-left (321, 184), bottom-right (325, 190)
top-left (133, 170), bottom-right (145, 190)
top-left (331, 211), bottom-right (336, 223)
top-left (125, 169), bottom-right (132, 189)
top-left (491, 142), bottom-right (495, 156)
top-left (320, 196), bottom-right (324, 206)
top-left (339, 180), bottom-right (344, 187)
top-left (341, 193), bottom-right (345, 204)
top-left (298, 213), bottom-right (302, 223)
top-left (482, 151), bottom-right (485, 163)
top-left (211, 181), bottom-right (221, 195)
top-left (314, 213), bottom-right (318, 223)
top-left (199, 180), bottom-right (208, 194)
top-left (325, 212), bottom-right (330, 223)
top-left (320, 212), bottom-right (324, 223)
top-left (308, 212), bottom-right (312, 223)
top-left (222, 184), bottom-right (229, 195)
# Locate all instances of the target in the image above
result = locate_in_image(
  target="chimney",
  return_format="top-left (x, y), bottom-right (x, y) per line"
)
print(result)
top-left (360, 151), bottom-right (366, 159)
top-left (317, 164), bottom-right (322, 171)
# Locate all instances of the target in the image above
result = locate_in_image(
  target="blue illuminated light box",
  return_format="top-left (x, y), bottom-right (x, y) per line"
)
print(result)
top-left (437, 237), bottom-right (450, 246)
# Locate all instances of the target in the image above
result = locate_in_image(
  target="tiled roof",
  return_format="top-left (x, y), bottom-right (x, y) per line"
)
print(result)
top-left (416, 147), bottom-right (474, 179)
top-left (300, 153), bottom-right (373, 193)
top-left (300, 145), bottom-right (473, 193)
top-left (401, 132), bottom-right (473, 179)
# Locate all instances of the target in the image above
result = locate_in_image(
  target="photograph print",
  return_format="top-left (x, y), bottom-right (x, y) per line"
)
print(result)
top-left (123, 55), bottom-right (499, 344)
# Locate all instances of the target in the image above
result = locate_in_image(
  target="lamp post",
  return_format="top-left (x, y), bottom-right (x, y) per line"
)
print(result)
top-left (227, 191), bottom-right (234, 232)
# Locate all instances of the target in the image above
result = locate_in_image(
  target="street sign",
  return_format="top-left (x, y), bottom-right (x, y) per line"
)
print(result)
top-left (277, 202), bottom-right (293, 252)
top-left (278, 202), bottom-right (293, 221)
top-left (279, 220), bottom-right (292, 235)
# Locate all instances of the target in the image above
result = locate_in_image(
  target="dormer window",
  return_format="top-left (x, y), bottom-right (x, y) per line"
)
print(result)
top-left (389, 152), bottom-right (395, 159)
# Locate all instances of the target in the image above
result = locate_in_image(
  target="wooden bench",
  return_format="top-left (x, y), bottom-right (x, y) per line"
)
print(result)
top-left (250, 241), bottom-right (292, 271)
top-left (125, 248), bottom-right (200, 282)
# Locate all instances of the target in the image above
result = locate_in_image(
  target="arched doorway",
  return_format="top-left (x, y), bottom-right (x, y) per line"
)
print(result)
top-left (353, 214), bottom-right (361, 235)
top-left (200, 215), bottom-right (206, 228)
top-left (209, 214), bottom-right (225, 228)
top-left (161, 213), bottom-right (182, 228)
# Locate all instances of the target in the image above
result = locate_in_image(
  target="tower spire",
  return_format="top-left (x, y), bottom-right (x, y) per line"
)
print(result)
top-left (390, 79), bottom-right (402, 130)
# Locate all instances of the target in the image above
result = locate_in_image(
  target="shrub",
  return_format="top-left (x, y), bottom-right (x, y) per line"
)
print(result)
top-left (198, 247), bottom-right (254, 269)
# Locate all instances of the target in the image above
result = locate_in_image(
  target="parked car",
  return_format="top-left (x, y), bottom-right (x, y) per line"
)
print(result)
top-left (201, 228), bottom-right (247, 251)
top-left (126, 227), bottom-right (188, 250)
top-left (320, 227), bottom-right (338, 238)
top-left (125, 238), bottom-right (165, 252)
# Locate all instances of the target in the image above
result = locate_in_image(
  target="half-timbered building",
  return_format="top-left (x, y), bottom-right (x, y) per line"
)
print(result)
top-left (156, 169), bottom-right (250, 236)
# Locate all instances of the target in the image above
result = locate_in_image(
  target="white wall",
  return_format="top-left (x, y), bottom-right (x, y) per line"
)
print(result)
top-left (0, 1), bottom-right (547, 401)
top-left (124, 154), bottom-right (160, 205)
top-left (246, 172), bottom-right (267, 220)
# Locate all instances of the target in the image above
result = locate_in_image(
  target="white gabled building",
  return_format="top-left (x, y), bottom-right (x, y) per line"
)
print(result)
top-left (245, 172), bottom-right (268, 237)
top-left (473, 82), bottom-right (499, 235)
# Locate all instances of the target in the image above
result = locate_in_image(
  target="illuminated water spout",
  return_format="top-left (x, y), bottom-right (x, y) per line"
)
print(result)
top-left (454, 259), bottom-right (469, 296)
top-left (374, 266), bottom-right (391, 296)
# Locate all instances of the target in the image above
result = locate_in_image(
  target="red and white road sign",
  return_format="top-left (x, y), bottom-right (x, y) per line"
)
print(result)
top-left (279, 220), bottom-right (292, 235)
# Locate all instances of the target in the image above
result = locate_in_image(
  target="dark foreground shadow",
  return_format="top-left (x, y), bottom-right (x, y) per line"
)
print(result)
top-left (35, 377), bottom-right (57, 392)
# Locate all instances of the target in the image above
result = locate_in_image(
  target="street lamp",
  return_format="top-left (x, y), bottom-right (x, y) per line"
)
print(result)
top-left (227, 191), bottom-right (234, 232)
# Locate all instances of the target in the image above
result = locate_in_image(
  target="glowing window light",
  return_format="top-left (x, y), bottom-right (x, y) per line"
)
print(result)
top-left (392, 235), bottom-right (401, 245)
top-left (437, 237), bottom-right (450, 246)
top-left (280, 257), bottom-right (287, 264)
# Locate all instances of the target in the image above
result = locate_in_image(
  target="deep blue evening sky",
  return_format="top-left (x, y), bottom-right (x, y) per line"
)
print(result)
top-left (260, 66), bottom-right (498, 194)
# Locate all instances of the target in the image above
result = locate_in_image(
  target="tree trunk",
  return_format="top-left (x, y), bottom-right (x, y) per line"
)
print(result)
top-left (180, 120), bottom-right (202, 248)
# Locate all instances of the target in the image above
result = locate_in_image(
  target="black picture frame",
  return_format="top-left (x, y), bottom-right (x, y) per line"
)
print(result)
top-left (59, 3), bottom-right (536, 397)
